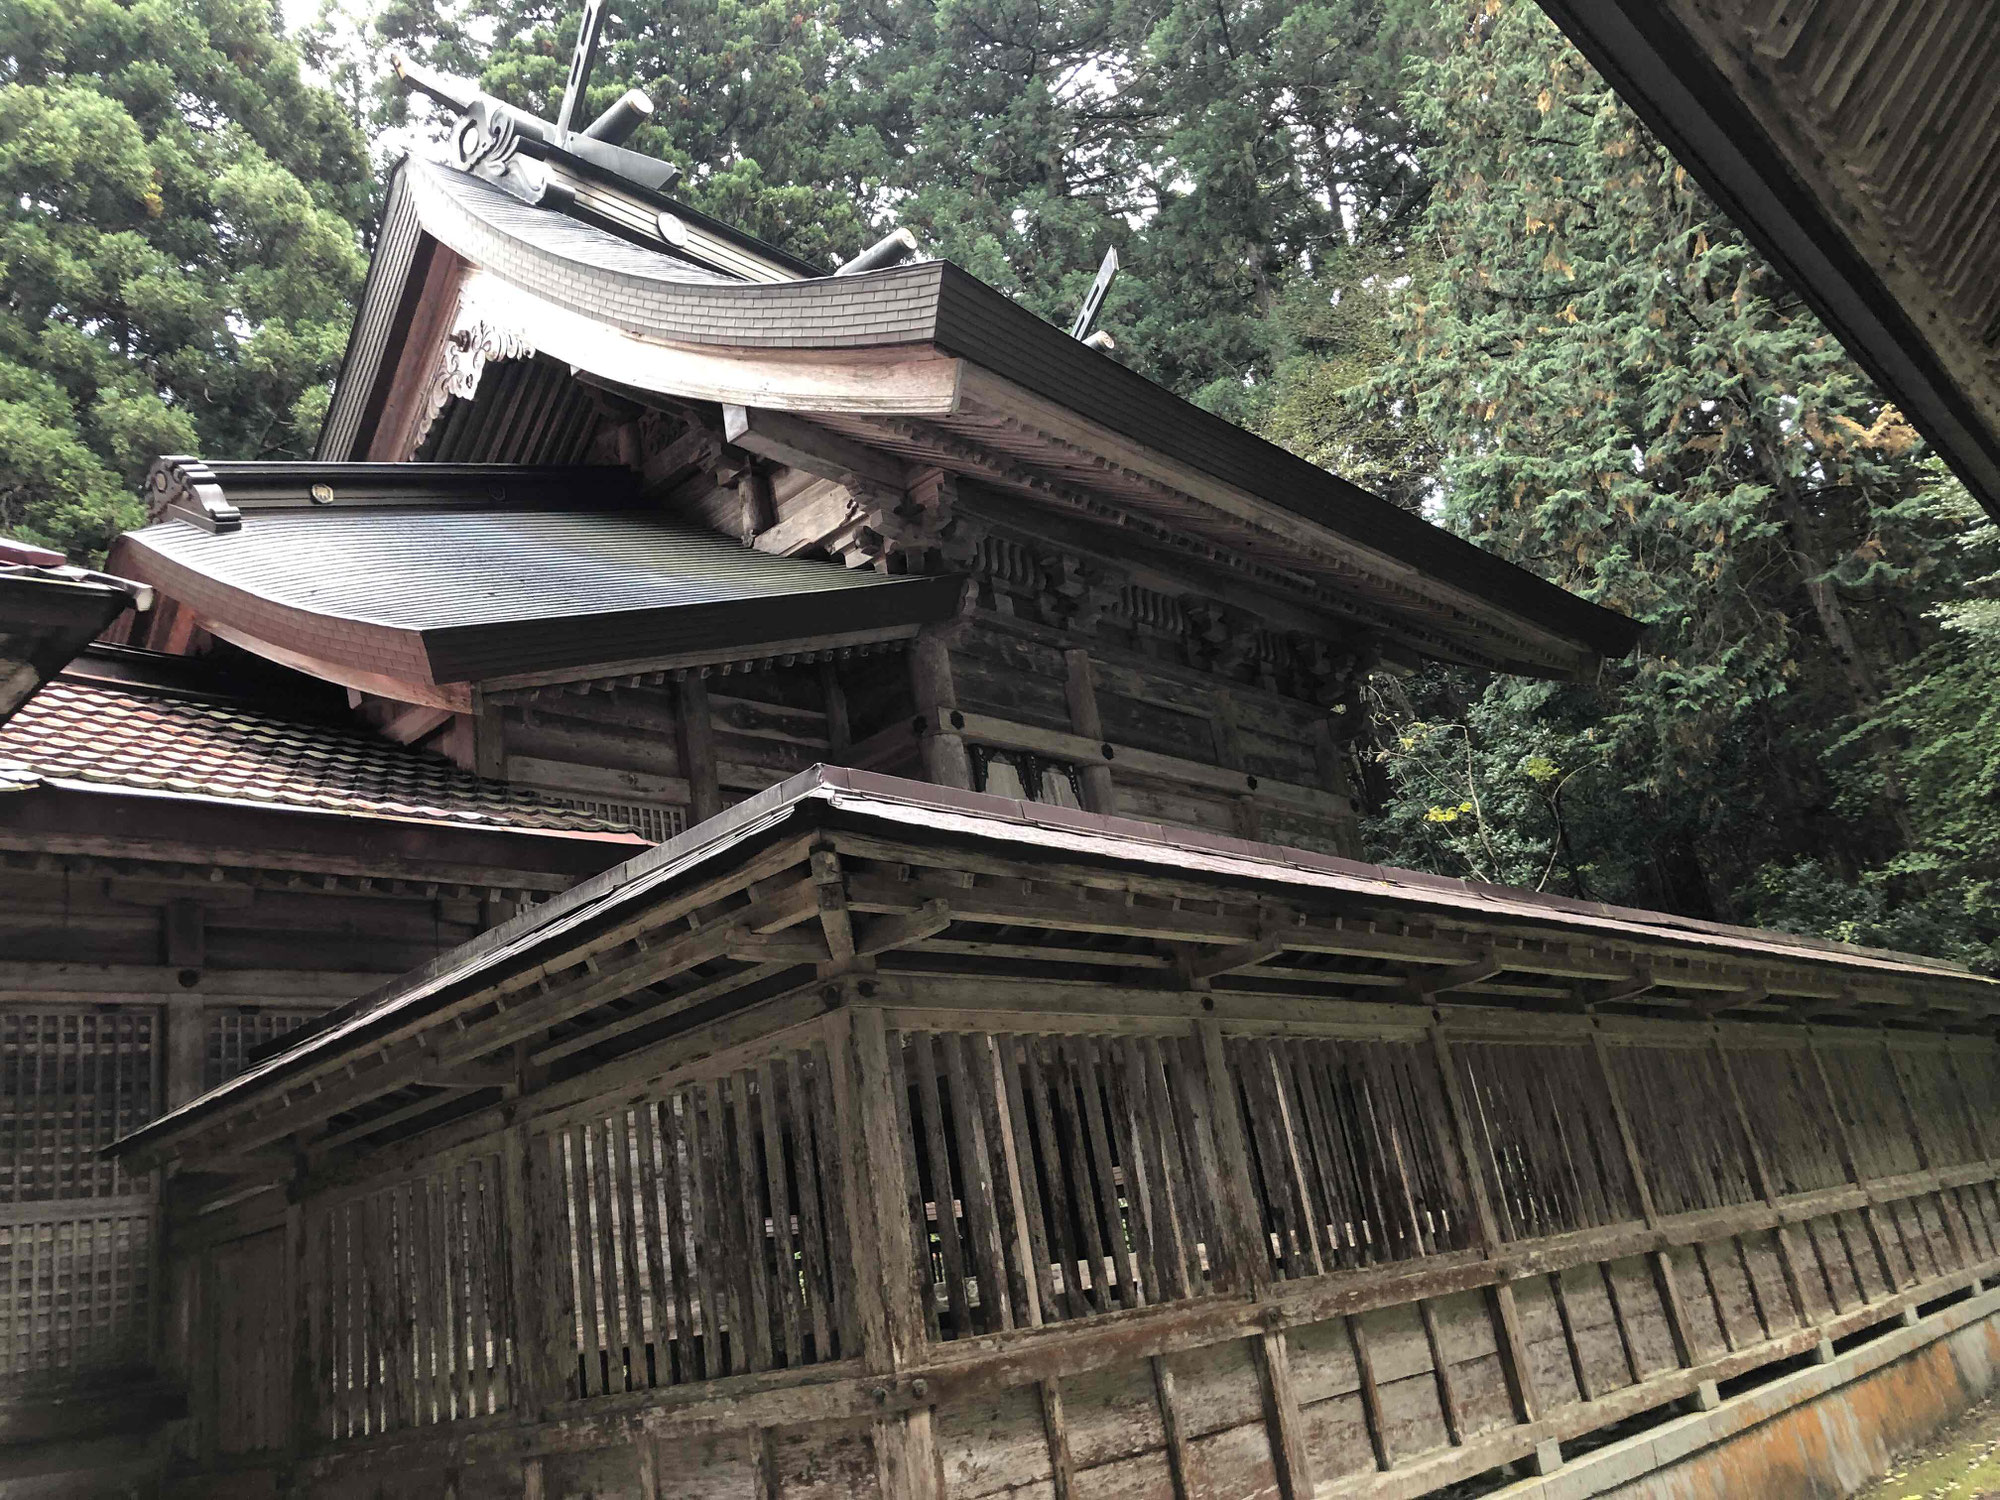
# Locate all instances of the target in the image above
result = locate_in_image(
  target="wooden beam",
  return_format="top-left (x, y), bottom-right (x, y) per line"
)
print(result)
top-left (1187, 931), bottom-right (1289, 982)
top-left (675, 676), bottom-right (723, 824)
top-left (854, 900), bottom-right (954, 960)
top-left (723, 405), bottom-right (915, 493)
top-left (811, 848), bottom-right (858, 965)
top-left (910, 633), bottom-right (973, 790)
top-left (1406, 950), bottom-right (1503, 998)
top-left (1061, 649), bottom-right (1117, 815)
top-left (526, 962), bottom-right (795, 1067)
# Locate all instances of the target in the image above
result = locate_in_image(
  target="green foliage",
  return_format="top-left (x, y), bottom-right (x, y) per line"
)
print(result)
top-left (1343, 0), bottom-right (1997, 963)
top-left (0, 0), bottom-right (370, 558)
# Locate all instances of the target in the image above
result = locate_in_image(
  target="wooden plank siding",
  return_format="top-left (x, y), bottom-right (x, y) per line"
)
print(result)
top-left (162, 992), bottom-right (2000, 1498)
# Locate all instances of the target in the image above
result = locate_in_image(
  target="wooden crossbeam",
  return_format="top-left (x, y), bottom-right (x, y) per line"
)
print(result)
top-left (529, 961), bottom-right (796, 1067)
top-left (1405, 951), bottom-right (1504, 998)
top-left (1187, 931), bottom-right (1289, 982)
top-left (855, 899), bottom-right (953, 959)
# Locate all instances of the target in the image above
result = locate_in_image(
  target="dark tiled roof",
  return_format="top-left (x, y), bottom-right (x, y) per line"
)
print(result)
top-left (0, 675), bottom-right (622, 834)
top-left (112, 505), bottom-right (965, 684)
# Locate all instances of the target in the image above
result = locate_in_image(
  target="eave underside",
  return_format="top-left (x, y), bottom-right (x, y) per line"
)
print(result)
top-left (120, 768), bottom-right (1997, 1176)
top-left (1537, 0), bottom-right (2000, 519)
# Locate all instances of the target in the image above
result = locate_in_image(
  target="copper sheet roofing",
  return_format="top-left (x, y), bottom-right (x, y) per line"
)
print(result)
top-left (315, 157), bottom-right (1641, 679)
top-left (115, 765), bottom-right (2000, 1163)
top-left (109, 481), bottom-right (966, 686)
top-left (0, 672), bottom-right (622, 835)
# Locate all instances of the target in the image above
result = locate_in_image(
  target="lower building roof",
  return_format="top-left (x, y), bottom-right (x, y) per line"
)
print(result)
top-left (0, 672), bottom-right (628, 838)
top-left (107, 475), bottom-right (966, 695)
top-left (114, 764), bottom-right (2000, 1169)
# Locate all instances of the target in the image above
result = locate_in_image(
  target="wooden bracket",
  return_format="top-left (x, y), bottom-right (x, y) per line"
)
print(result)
top-left (855, 900), bottom-right (953, 959)
top-left (1405, 949), bottom-right (1503, 999)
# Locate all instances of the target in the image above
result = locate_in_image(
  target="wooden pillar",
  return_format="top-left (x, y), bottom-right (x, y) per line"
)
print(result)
top-left (676, 675), bottom-right (723, 824)
top-left (830, 1008), bottom-right (939, 1498)
top-left (164, 996), bottom-right (208, 1112)
top-left (910, 631), bottom-right (973, 791)
top-left (1061, 649), bottom-right (1116, 814)
top-left (471, 687), bottom-right (506, 780)
top-left (501, 1118), bottom-right (561, 1419)
top-left (821, 661), bottom-right (853, 759)
top-left (1428, 1023), bottom-right (1541, 1425)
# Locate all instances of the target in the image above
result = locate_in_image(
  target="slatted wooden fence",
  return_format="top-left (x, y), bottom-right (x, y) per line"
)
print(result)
top-left (173, 1008), bottom-right (2000, 1500)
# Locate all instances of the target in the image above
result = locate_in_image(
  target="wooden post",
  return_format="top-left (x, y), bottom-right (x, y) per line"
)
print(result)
top-left (164, 996), bottom-right (208, 1111)
top-left (1039, 1379), bottom-right (1075, 1500)
top-left (1191, 1018), bottom-right (1269, 1293)
top-left (1310, 719), bottom-right (1361, 858)
top-left (501, 1119), bottom-right (559, 1419)
top-left (910, 631), bottom-right (973, 791)
top-left (1257, 1328), bottom-right (1319, 1497)
top-left (1428, 1023), bottom-right (1540, 1424)
top-left (471, 687), bottom-right (506, 780)
top-left (821, 661), bottom-right (853, 759)
top-left (1151, 1356), bottom-right (1192, 1500)
top-left (831, 1008), bottom-right (939, 1498)
top-left (676, 674), bottom-right (723, 824)
top-left (286, 1196), bottom-right (313, 1456)
top-left (1061, 649), bottom-right (1116, 814)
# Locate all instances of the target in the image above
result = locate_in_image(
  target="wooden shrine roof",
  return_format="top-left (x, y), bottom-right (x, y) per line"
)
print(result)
top-left (107, 460), bottom-right (964, 702)
top-left (115, 765), bottom-right (2000, 1173)
top-left (0, 647), bottom-right (645, 891)
top-left (1537, 0), bottom-right (2000, 519)
top-left (318, 156), bottom-right (1641, 680)
top-left (0, 545), bottom-right (151, 722)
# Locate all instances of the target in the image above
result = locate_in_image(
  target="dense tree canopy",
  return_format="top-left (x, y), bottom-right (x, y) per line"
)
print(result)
top-left (5, 0), bottom-right (1994, 965)
top-left (0, 0), bottom-right (371, 556)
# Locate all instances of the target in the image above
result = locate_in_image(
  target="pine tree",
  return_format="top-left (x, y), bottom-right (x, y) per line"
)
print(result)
top-left (0, 0), bottom-right (371, 558)
top-left (1347, 0), bottom-right (1986, 942)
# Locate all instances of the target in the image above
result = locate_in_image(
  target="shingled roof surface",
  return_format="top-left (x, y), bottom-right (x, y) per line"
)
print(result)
top-left (0, 675), bottom-right (622, 835)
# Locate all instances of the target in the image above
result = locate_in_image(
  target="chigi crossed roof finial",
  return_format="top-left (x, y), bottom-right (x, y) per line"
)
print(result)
top-left (390, 1), bottom-right (680, 210)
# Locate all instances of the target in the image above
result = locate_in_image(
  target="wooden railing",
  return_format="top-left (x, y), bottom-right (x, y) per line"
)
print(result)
top-left (187, 1007), bottom-right (2000, 1499)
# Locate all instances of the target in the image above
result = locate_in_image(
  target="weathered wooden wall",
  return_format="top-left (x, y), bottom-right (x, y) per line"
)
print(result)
top-left (162, 992), bottom-right (2000, 1500)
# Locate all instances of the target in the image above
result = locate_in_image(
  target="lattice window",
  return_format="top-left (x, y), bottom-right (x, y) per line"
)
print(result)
top-left (316, 1154), bottom-right (513, 1439)
top-left (0, 1009), bottom-right (154, 1202)
top-left (548, 797), bottom-right (686, 842)
top-left (538, 1038), bottom-right (852, 1397)
top-left (1721, 1045), bottom-right (1848, 1196)
top-left (1228, 1035), bottom-right (1477, 1275)
top-left (0, 1205), bottom-right (152, 1379)
top-left (896, 1030), bottom-right (1225, 1340)
top-left (1605, 1043), bottom-right (1760, 1216)
top-left (1451, 1040), bottom-right (1642, 1239)
top-left (206, 1008), bottom-right (320, 1090)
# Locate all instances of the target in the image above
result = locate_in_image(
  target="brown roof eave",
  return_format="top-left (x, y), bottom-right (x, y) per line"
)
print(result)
top-left (0, 777), bottom-right (645, 888)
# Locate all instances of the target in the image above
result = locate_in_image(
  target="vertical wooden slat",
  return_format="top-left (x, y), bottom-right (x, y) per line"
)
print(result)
top-left (1346, 1314), bottom-right (1392, 1471)
top-left (566, 1124), bottom-right (604, 1396)
top-left (910, 1032), bottom-right (973, 1334)
top-left (686, 1087), bottom-right (730, 1377)
top-left (1259, 1329), bottom-right (1319, 1498)
top-left (886, 1027), bottom-right (941, 1345)
top-left (1000, 1035), bottom-right (1062, 1322)
top-left (729, 1071), bottom-right (776, 1373)
top-left (1069, 1038), bottom-right (1138, 1308)
top-left (941, 1034), bottom-right (1011, 1331)
top-left (971, 1034), bottom-right (1038, 1325)
top-left (1152, 1355), bottom-right (1193, 1500)
top-left (805, 1048), bottom-right (857, 1355)
top-left (1039, 1378), bottom-right (1076, 1500)
top-left (1106, 1036), bottom-right (1166, 1305)
top-left (756, 1060), bottom-right (808, 1369)
top-left (835, 1009), bottom-right (928, 1373)
top-left (785, 1053), bottom-right (837, 1363)
top-left (611, 1108), bottom-right (650, 1386)
top-left (1420, 1297), bottom-right (1467, 1443)
top-left (1023, 1037), bottom-right (1085, 1319)
top-left (1194, 1020), bottom-right (1272, 1292)
top-left (632, 1101), bottom-right (672, 1382)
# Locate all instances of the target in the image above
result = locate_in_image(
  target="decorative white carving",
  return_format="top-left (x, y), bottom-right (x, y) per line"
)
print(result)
top-left (407, 292), bottom-right (539, 455)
